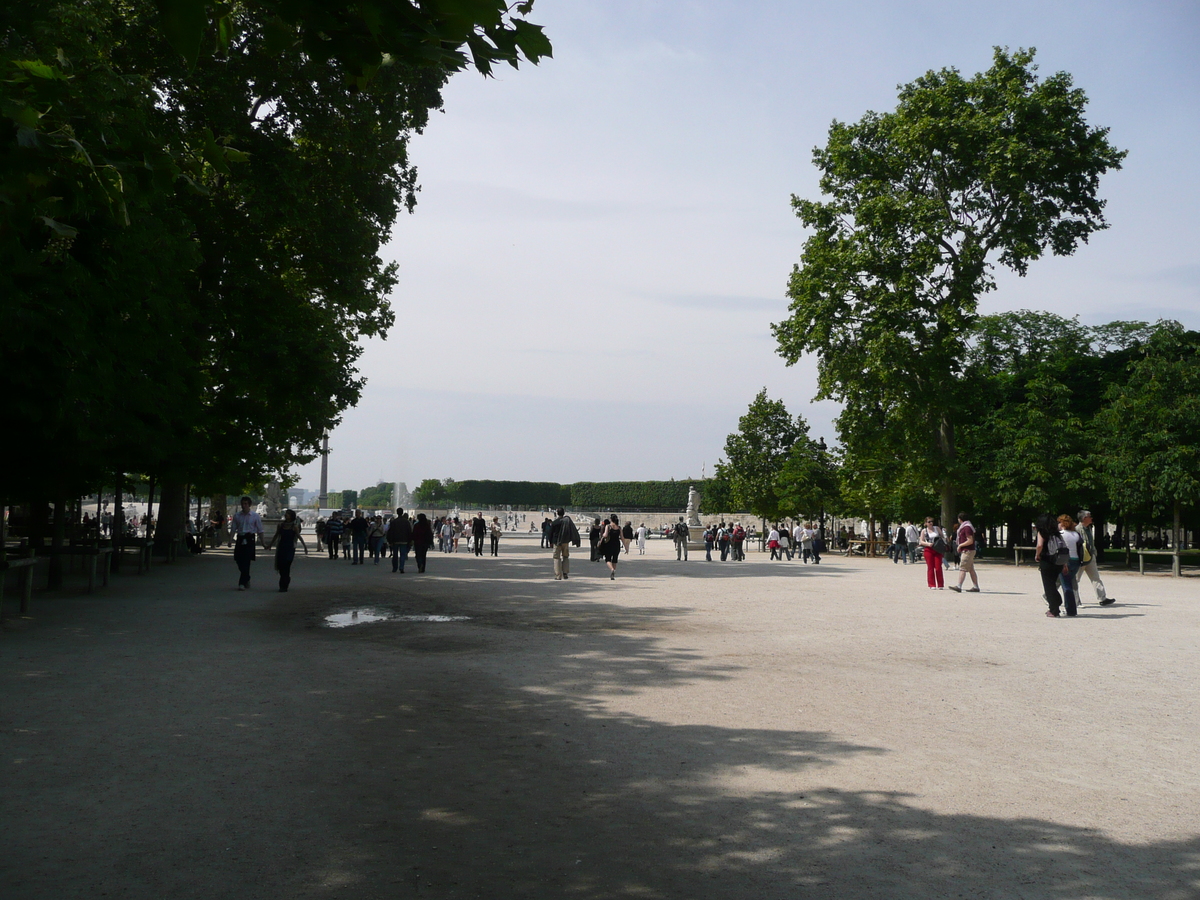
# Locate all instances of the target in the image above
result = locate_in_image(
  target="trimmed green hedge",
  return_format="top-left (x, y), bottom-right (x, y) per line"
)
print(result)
top-left (419, 478), bottom-right (733, 511)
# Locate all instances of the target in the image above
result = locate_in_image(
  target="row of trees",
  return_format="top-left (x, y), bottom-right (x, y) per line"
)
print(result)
top-left (410, 478), bottom-right (733, 512)
top-left (715, 315), bottom-right (1200, 547)
top-left (2, 1), bottom-right (550, 558)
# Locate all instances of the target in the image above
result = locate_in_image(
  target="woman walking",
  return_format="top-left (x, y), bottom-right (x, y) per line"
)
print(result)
top-left (266, 510), bottom-right (308, 592)
top-left (767, 525), bottom-right (782, 560)
top-left (1057, 514), bottom-right (1084, 613)
top-left (600, 515), bottom-right (622, 580)
top-left (918, 517), bottom-right (946, 589)
top-left (412, 513), bottom-right (435, 573)
top-left (1035, 513), bottom-right (1075, 617)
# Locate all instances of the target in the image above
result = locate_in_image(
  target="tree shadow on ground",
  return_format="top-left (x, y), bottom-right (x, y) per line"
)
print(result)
top-left (4, 553), bottom-right (1194, 900)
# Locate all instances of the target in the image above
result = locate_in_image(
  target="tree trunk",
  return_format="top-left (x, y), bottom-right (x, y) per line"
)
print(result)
top-left (938, 414), bottom-right (956, 530)
top-left (154, 480), bottom-right (189, 556)
top-left (47, 490), bottom-right (67, 590)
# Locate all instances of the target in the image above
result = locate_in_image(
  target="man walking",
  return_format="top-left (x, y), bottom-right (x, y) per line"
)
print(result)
top-left (549, 509), bottom-right (581, 580)
top-left (230, 496), bottom-right (264, 590)
top-left (348, 509), bottom-right (369, 564)
top-left (1077, 510), bottom-right (1116, 605)
top-left (673, 517), bottom-right (690, 561)
top-left (905, 521), bottom-right (920, 567)
top-left (948, 512), bottom-right (981, 593)
top-left (325, 512), bottom-right (343, 559)
top-left (471, 512), bottom-right (487, 557)
top-left (387, 508), bottom-right (412, 573)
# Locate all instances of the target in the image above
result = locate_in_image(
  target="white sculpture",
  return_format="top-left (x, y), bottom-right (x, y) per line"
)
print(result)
top-left (686, 484), bottom-right (702, 527)
top-left (264, 480), bottom-right (285, 517)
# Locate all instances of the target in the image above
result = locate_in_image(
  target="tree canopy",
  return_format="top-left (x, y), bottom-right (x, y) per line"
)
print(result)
top-left (773, 47), bottom-right (1125, 529)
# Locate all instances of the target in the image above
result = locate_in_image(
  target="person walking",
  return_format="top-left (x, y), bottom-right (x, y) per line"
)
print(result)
top-left (636, 522), bottom-right (648, 555)
top-left (621, 520), bottom-right (633, 555)
top-left (1058, 515), bottom-right (1086, 608)
top-left (767, 524), bottom-right (782, 560)
top-left (325, 512), bottom-right (343, 560)
top-left (549, 509), bottom-right (581, 580)
top-left (387, 509), bottom-right (412, 573)
top-left (368, 515), bottom-right (386, 564)
top-left (470, 512), bottom-right (487, 557)
top-left (918, 517), bottom-right (946, 590)
top-left (347, 509), bottom-right (369, 565)
top-left (265, 509), bottom-right (308, 592)
top-left (440, 518), bottom-right (453, 553)
top-left (588, 519), bottom-right (602, 562)
top-left (799, 523), bottom-right (814, 564)
top-left (731, 524), bottom-right (746, 561)
top-left (411, 513), bottom-right (435, 573)
top-left (810, 526), bottom-right (824, 564)
top-left (1035, 513), bottom-right (1074, 617)
top-left (489, 517), bottom-right (502, 556)
top-left (703, 524), bottom-right (715, 561)
top-left (1077, 510), bottom-right (1115, 605)
top-left (230, 496), bottom-right (265, 591)
top-left (673, 517), bottom-right (690, 561)
top-left (948, 512), bottom-right (980, 593)
top-left (600, 514), bottom-right (622, 580)
top-left (905, 521), bottom-right (920, 567)
top-left (778, 525), bottom-right (793, 561)
top-left (314, 516), bottom-right (326, 554)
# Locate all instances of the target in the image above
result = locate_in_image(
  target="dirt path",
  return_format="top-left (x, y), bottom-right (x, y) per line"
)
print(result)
top-left (2, 538), bottom-right (1197, 898)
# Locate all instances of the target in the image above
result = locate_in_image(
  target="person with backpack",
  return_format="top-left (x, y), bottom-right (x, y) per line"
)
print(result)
top-left (1035, 513), bottom-right (1076, 617)
top-left (549, 509), bottom-right (581, 580)
top-left (730, 524), bottom-right (746, 561)
top-left (411, 513), bottom-right (435, 573)
top-left (673, 517), bottom-right (690, 560)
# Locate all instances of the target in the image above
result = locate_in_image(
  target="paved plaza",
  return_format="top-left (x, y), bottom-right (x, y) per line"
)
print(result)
top-left (2, 536), bottom-right (1197, 898)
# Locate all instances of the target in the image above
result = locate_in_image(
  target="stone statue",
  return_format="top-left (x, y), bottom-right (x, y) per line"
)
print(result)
top-left (686, 484), bottom-right (702, 527)
top-left (264, 479), bottom-right (285, 518)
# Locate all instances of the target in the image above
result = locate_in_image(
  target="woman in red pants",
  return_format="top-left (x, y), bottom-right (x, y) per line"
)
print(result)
top-left (918, 516), bottom-right (946, 589)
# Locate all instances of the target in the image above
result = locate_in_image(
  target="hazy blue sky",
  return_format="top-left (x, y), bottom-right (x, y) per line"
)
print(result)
top-left (294, 0), bottom-right (1200, 495)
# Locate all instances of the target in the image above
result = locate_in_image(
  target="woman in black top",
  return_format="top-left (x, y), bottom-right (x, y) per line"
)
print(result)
top-left (266, 510), bottom-right (308, 592)
top-left (601, 515), bottom-right (622, 580)
top-left (1035, 513), bottom-right (1073, 617)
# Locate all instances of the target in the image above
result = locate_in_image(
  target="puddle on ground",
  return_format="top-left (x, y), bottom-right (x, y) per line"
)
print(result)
top-left (323, 609), bottom-right (471, 628)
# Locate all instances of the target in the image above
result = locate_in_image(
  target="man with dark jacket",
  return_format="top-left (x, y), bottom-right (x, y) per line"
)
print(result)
top-left (387, 509), bottom-right (413, 573)
top-left (589, 518), bottom-right (602, 561)
top-left (549, 509), bottom-right (581, 580)
top-left (471, 512), bottom-right (487, 556)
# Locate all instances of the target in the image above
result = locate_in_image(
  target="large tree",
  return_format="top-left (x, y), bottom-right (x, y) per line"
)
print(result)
top-left (773, 47), bottom-right (1125, 529)
top-left (716, 390), bottom-right (811, 525)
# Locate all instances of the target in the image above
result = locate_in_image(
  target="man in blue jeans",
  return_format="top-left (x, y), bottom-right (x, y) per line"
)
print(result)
top-left (348, 509), bottom-right (369, 565)
top-left (387, 509), bottom-right (412, 572)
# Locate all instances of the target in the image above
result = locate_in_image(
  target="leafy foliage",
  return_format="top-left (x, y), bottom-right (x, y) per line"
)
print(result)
top-left (773, 48), bottom-right (1125, 527)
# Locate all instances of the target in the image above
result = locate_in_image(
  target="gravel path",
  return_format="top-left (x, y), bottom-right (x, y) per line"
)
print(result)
top-left (3, 537), bottom-right (1197, 898)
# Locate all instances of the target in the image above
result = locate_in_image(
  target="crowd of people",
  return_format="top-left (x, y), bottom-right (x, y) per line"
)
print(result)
top-left (211, 500), bottom-right (1125, 620)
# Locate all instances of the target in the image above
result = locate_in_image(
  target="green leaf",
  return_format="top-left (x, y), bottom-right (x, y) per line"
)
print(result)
top-left (12, 60), bottom-right (66, 80)
top-left (3, 101), bottom-right (43, 129)
top-left (155, 0), bottom-right (208, 69)
top-left (37, 216), bottom-right (79, 237)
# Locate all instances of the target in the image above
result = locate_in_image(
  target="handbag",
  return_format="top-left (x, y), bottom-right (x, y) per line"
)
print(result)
top-left (931, 531), bottom-right (949, 556)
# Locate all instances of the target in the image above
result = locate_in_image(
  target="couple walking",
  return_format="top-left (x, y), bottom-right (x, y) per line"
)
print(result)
top-left (549, 509), bottom-right (622, 580)
top-left (918, 513), bottom-right (980, 592)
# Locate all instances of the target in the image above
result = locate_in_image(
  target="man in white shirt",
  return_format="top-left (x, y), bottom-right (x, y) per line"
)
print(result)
top-left (905, 522), bottom-right (920, 565)
top-left (230, 496), bottom-right (264, 590)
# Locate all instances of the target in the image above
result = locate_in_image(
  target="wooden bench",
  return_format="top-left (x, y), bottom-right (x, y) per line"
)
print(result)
top-left (1013, 545), bottom-right (1037, 566)
top-left (1136, 549), bottom-right (1200, 576)
top-left (53, 545), bottom-right (114, 592)
top-left (1, 556), bottom-right (38, 617)
top-left (844, 539), bottom-right (892, 557)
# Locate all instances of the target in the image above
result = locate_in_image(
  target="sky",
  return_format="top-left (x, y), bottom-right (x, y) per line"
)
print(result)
top-left (294, 0), bottom-right (1200, 495)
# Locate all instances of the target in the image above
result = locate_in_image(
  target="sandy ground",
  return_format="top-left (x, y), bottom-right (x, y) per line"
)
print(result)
top-left (2, 535), bottom-right (1198, 899)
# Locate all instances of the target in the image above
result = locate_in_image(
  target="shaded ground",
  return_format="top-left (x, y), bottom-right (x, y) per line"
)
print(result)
top-left (2, 537), bottom-right (1198, 898)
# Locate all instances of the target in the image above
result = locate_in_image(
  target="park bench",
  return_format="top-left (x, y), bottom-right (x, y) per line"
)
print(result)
top-left (1135, 549), bottom-right (1200, 576)
top-left (1013, 545), bottom-right (1037, 566)
top-left (54, 545), bottom-right (114, 593)
top-left (0, 555), bottom-right (37, 617)
top-left (845, 538), bottom-right (891, 557)
top-left (114, 537), bottom-right (153, 575)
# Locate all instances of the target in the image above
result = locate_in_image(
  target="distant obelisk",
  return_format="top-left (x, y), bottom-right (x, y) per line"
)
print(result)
top-left (318, 434), bottom-right (329, 509)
